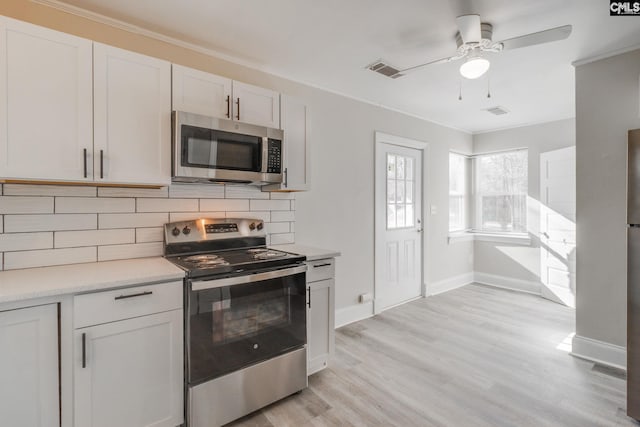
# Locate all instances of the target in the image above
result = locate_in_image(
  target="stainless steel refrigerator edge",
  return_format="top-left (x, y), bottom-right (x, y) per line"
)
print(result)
top-left (628, 129), bottom-right (640, 420)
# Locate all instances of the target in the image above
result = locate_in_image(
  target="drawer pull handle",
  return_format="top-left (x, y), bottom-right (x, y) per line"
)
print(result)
top-left (81, 333), bottom-right (87, 368)
top-left (114, 291), bottom-right (153, 300)
top-left (313, 263), bottom-right (332, 268)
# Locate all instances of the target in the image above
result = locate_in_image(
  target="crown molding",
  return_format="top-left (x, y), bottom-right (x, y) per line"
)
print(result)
top-left (572, 42), bottom-right (640, 67)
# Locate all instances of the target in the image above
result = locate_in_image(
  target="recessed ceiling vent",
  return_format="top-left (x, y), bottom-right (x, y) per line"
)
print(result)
top-left (485, 106), bottom-right (509, 115)
top-left (367, 60), bottom-right (404, 79)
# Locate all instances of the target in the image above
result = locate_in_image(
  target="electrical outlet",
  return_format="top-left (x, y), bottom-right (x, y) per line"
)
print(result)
top-left (430, 205), bottom-right (437, 215)
top-left (358, 293), bottom-right (373, 303)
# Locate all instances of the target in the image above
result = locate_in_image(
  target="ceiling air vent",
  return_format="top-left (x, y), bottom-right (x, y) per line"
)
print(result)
top-left (367, 60), bottom-right (404, 79)
top-left (485, 106), bottom-right (509, 116)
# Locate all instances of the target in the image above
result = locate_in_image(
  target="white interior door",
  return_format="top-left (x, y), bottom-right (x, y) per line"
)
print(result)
top-left (375, 141), bottom-right (423, 313)
top-left (540, 146), bottom-right (576, 307)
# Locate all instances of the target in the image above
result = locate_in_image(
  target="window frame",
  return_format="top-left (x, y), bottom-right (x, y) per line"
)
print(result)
top-left (448, 152), bottom-right (470, 233)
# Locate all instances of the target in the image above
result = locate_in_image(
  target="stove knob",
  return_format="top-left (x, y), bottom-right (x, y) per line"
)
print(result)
top-left (256, 222), bottom-right (264, 231)
top-left (171, 227), bottom-right (180, 237)
top-left (249, 222), bottom-right (256, 231)
top-left (182, 226), bottom-right (191, 235)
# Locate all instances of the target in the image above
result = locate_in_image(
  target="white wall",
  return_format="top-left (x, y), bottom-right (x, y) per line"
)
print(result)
top-left (472, 119), bottom-right (575, 288)
top-left (575, 48), bottom-right (640, 349)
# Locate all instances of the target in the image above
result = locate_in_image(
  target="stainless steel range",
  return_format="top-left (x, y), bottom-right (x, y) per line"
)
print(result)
top-left (164, 218), bottom-right (307, 427)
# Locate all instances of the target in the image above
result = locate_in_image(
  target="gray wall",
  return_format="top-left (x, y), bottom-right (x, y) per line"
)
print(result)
top-left (472, 119), bottom-right (575, 283)
top-left (575, 48), bottom-right (640, 347)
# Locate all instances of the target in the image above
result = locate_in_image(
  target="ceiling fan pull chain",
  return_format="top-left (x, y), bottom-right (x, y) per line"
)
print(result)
top-left (487, 74), bottom-right (491, 99)
top-left (458, 79), bottom-right (463, 101)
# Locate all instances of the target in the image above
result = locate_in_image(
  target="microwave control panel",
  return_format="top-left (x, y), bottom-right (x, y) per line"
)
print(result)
top-left (266, 139), bottom-right (282, 174)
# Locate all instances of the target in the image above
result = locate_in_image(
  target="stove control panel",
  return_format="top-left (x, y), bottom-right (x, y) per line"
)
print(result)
top-left (164, 218), bottom-right (266, 245)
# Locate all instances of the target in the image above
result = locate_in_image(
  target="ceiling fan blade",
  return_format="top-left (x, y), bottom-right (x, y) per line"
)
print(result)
top-left (456, 14), bottom-right (481, 44)
top-left (499, 25), bottom-right (572, 51)
top-left (399, 55), bottom-right (464, 74)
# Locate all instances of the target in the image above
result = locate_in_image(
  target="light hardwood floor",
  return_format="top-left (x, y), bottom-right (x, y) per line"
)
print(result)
top-left (228, 284), bottom-right (638, 427)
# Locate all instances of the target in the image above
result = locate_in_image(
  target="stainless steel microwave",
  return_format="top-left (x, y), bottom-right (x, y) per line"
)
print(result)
top-left (172, 111), bottom-right (283, 185)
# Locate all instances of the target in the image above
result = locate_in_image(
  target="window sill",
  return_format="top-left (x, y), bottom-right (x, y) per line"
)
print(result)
top-left (448, 231), bottom-right (531, 246)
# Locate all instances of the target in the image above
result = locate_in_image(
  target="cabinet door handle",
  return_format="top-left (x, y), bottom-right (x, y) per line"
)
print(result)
top-left (284, 168), bottom-right (288, 188)
top-left (100, 150), bottom-right (104, 179)
top-left (226, 95), bottom-right (230, 118)
top-left (83, 148), bottom-right (87, 178)
top-left (313, 263), bottom-right (332, 268)
top-left (114, 290), bottom-right (153, 300)
top-left (307, 287), bottom-right (311, 309)
top-left (236, 97), bottom-right (240, 120)
top-left (81, 333), bottom-right (87, 368)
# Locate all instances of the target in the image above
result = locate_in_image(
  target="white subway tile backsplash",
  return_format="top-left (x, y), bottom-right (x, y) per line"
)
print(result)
top-left (265, 222), bottom-right (290, 234)
top-left (169, 212), bottom-right (225, 222)
top-left (55, 229), bottom-right (135, 248)
top-left (56, 197), bottom-right (135, 213)
top-left (200, 199), bottom-right (249, 212)
top-left (5, 214), bottom-right (97, 232)
top-left (270, 211), bottom-right (295, 222)
top-left (291, 200), bottom-right (295, 211)
top-left (250, 200), bottom-right (290, 211)
top-left (3, 184), bottom-right (97, 197)
top-left (0, 196), bottom-right (54, 214)
top-left (0, 232), bottom-right (53, 252)
top-left (98, 242), bottom-right (163, 261)
top-left (270, 233), bottom-right (295, 245)
top-left (99, 213), bottom-right (168, 229)
top-left (4, 247), bottom-right (96, 270)
top-left (225, 186), bottom-right (269, 200)
top-left (137, 198), bottom-right (198, 213)
top-left (225, 211), bottom-right (270, 222)
top-left (170, 184), bottom-right (224, 199)
top-left (98, 187), bottom-right (169, 198)
top-left (0, 182), bottom-right (295, 270)
top-left (270, 192), bottom-right (295, 200)
top-left (136, 227), bottom-right (164, 243)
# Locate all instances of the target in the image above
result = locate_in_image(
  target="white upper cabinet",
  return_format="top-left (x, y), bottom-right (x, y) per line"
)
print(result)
top-left (172, 64), bottom-right (280, 128)
top-left (93, 43), bottom-right (171, 186)
top-left (264, 95), bottom-right (310, 192)
top-left (0, 17), bottom-right (93, 182)
top-left (232, 81), bottom-right (280, 128)
top-left (172, 64), bottom-right (232, 119)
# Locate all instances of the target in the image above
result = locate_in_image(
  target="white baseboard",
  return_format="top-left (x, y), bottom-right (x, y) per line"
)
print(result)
top-left (571, 334), bottom-right (626, 370)
top-left (429, 272), bottom-right (474, 296)
top-left (473, 272), bottom-right (541, 295)
top-left (335, 301), bottom-right (373, 328)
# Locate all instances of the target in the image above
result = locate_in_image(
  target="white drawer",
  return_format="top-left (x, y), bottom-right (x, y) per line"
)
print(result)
top-left (74, 281), bottom-right (183, 328)
top-left (306, 259), bottom-right (334, 283)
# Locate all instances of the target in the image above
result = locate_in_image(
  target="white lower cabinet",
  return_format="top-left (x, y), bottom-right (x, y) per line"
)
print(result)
top-left (306, 259), bottom-right (335, 375)
top-left (0, 303), bottom-right (60, 427)
top-left (73, 282), bottom-right (184, 427)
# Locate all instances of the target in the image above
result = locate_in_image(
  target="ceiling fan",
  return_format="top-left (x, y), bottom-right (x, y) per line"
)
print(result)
top-left (368, 14), bottom-right (572, 80)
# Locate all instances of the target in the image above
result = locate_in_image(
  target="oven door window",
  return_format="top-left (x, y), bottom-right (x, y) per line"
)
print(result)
top-left (181, 124), bottom-right (262, 171)
top-left (188, 271), bottom-right (306, 384)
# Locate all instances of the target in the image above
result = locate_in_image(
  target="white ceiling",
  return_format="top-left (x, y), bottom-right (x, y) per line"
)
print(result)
top-left (51, 0), bottom-right (640, 133)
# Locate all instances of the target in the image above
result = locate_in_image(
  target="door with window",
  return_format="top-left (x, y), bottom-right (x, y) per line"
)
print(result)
top-left (375, 140), bottom-right (423, 313)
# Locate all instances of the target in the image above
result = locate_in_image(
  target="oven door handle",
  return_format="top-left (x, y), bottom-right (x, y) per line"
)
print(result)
top-left (191, 265), bottom-right (307, 291)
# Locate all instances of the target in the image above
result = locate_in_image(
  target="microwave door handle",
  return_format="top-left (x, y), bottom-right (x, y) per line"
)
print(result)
top-left (191, 265), bottom-right (307, 291)
top-left (236, 97), bottom-right (240, 120)
top-left (226, 95), bottom-right (230, 118)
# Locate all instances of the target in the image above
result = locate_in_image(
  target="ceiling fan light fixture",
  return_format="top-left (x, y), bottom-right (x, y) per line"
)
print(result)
top-left (459, 56), bottom-right (490, 79)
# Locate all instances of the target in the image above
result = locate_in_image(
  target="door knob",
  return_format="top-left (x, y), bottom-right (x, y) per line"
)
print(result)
top-left (417, 229), bottom-right (423, 233)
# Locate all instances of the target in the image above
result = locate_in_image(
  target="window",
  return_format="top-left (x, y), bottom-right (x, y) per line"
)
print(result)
top-left (387, 153), bottom-right (415, 229)
top-left (474, 149), bottom-right (528, 233)
top-left (449, 153), bottom-right (468, 232)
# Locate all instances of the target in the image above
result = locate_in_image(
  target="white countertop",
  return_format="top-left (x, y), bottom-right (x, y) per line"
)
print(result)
top-left (0, 257), bottom-right (185, 304)
top-left (272, 244), bottom-right (341, 261)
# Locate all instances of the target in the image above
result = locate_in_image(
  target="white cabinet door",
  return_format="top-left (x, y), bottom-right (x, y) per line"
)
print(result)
top-left (307, 278), bottom-right (335, 375)
top-left (74, 309), bottom-right (183, 427)
top-left (0, 304), bottom-right (59, 427)
top-left (172, 64), bottom-right (232, 119)
top-left (232, 81), bottom-right (280, 128)
top-left (94, 43), bottom-right (171, 186)
top-left (0, 17), bottom-right (93, 182)
top-left (265, 95), bottom-right (310, 191)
